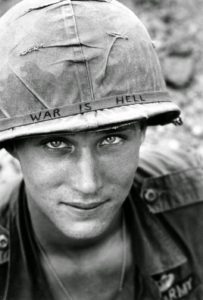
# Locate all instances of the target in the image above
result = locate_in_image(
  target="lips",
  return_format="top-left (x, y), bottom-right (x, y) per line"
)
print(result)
top-left (60, 199), bottom-right (109, 210)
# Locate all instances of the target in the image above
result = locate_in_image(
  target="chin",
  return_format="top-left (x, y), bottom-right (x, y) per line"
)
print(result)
top-left (58, 219), bottom-right (112, 243)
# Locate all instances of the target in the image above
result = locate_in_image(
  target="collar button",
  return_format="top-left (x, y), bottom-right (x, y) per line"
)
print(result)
top-left (143, 188), bottom-right (158, 203)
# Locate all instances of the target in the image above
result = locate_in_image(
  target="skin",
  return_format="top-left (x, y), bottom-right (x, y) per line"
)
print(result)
top-left (13, 123), bottom-right (145, 246)
top-left (12, 123), bottom-right (145, 299)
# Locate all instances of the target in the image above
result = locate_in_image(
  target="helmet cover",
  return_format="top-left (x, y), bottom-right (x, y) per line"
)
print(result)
top-left (0, 0), bottom-right (180, 143)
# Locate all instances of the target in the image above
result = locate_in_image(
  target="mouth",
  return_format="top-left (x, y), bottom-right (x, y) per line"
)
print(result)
top-left (60, 199), bottom-right (109, 210)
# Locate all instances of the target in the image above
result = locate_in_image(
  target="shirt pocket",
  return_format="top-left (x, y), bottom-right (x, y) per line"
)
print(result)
top-left (140, 167), bottom-right (203, 214)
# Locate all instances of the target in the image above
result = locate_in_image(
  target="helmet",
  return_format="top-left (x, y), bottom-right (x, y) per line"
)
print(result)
top-left (0, 0), bottom-right (180, 143)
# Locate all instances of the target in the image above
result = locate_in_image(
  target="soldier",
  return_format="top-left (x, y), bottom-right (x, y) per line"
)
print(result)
top-left (0, 0), bottom-right (203, 299)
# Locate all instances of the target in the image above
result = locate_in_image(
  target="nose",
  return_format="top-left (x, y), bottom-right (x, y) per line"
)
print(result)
top-left (73, 148), bottom-right (103, 195)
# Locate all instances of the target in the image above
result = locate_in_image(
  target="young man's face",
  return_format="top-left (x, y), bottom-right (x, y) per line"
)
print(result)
top-left (14, 123), bottom-right (145, 242)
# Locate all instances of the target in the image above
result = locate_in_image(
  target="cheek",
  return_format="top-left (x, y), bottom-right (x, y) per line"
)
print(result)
top-left (103, 147), bottom-right (140, 196)
top-left (20, 156), bottom-right (64, 199)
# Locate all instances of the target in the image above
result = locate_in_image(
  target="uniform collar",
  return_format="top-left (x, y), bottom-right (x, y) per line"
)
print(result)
top-left (2, 182), bottom-right (53, 300)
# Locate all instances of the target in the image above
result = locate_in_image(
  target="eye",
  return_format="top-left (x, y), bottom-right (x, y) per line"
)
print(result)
top-left (100, 136), bottom-right (123, 146)
top-left (45, 139), bottom-right (74, 151)
top-left (46, 140), bottom-right (65, 148)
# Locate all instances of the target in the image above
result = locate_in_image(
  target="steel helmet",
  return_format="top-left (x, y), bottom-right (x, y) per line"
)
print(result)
top-left (0, 0), bottom-right (180, 143)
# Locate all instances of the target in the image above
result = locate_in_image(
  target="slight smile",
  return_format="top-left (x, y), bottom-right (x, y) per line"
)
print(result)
top-left (60, 199), bottom-right (110, 210)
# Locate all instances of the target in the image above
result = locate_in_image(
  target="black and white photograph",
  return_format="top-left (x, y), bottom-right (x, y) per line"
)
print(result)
top-left (0, 0), bottom-right (203, 299)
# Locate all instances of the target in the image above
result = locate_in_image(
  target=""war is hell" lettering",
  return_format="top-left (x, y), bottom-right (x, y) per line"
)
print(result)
top-left (116, 94), bottom-right (146, 105)
top-left (30, 108), bottom-right (61, 122)
top-left (29, 95), bottom-right (147, 123)
top-left (79, 102), bottom-right (92, 113)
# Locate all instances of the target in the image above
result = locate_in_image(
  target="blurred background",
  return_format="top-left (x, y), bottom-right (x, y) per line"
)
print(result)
top-left (0, 0), bottom-right (203, 184)
top-left (119, 0), bottom-right (203, 154)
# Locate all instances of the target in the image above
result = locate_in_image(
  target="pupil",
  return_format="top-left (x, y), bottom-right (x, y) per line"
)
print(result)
top-left (51, 141), bottom-right (61, 147)
top-left (108, 137), bottom-right (115, 143)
